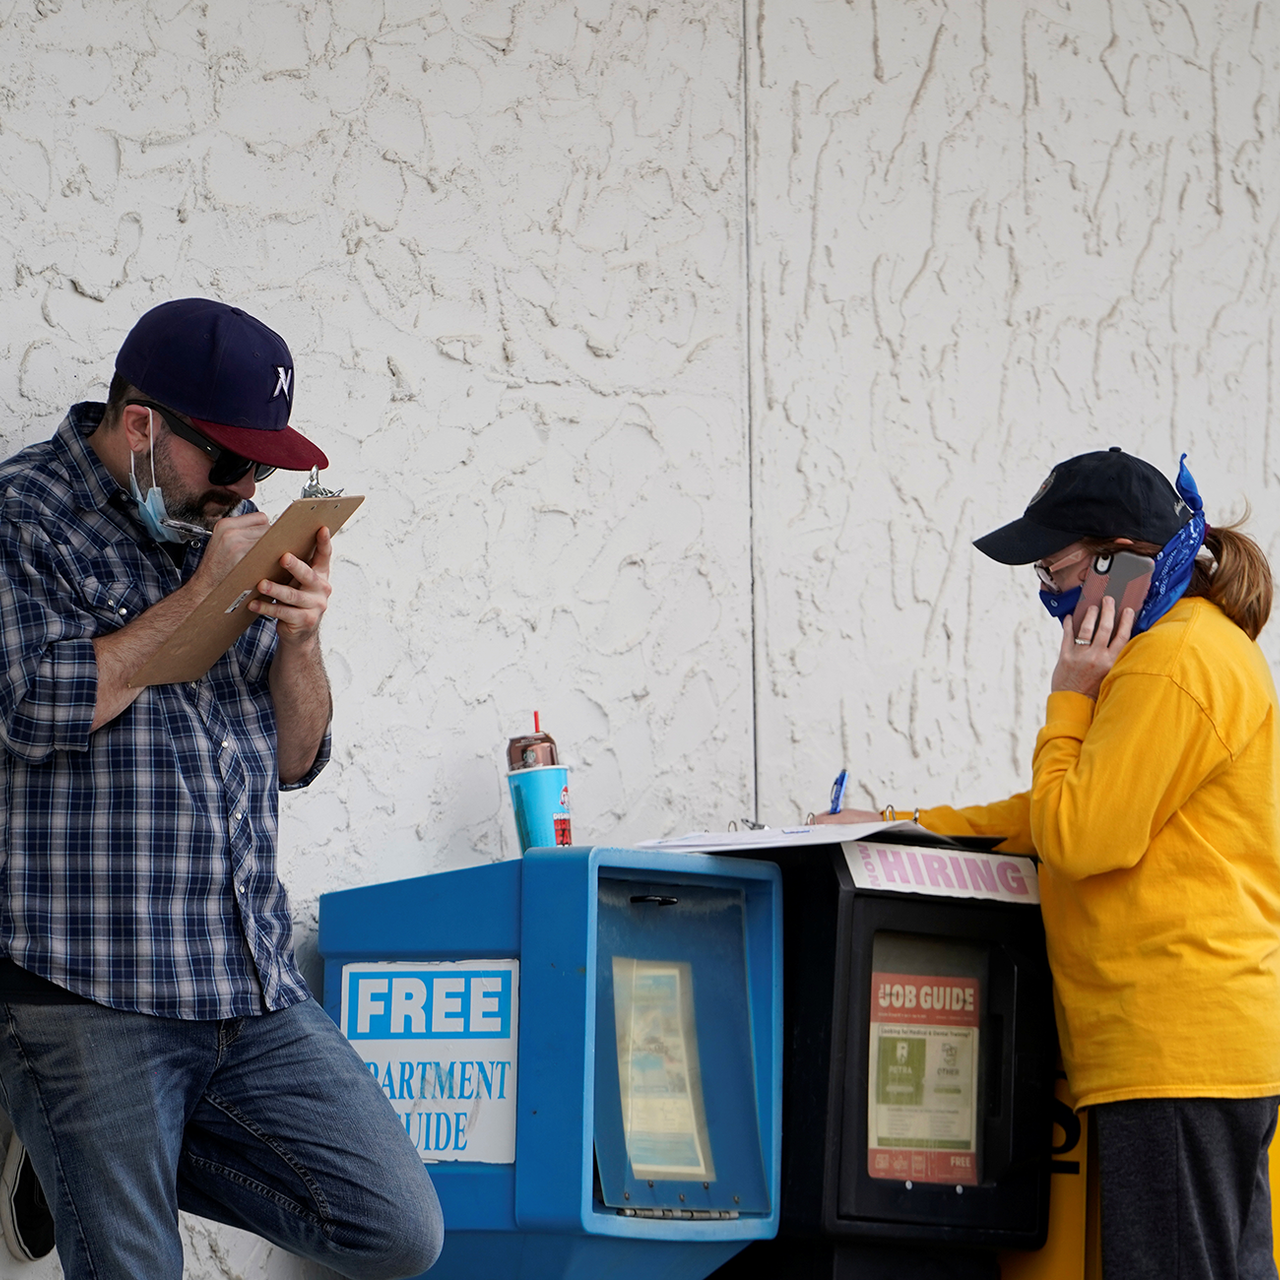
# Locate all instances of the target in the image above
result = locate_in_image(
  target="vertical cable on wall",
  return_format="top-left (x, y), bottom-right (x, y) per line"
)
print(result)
top-left (742, 0), bottom-right (760, 824)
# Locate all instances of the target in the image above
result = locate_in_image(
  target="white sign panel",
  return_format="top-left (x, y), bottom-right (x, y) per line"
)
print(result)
top-left (842, 841), bottom-right (1039, 905)
top-left (340, 959), bottom-right (518, 1164)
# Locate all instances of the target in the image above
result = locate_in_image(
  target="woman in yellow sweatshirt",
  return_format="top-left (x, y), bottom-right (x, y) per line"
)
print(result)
top-left (820, 448), bottom-right (1280, 1280)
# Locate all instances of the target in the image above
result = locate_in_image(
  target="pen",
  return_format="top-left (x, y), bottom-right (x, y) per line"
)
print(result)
top-left (829, 769), bottom-right (848, 815)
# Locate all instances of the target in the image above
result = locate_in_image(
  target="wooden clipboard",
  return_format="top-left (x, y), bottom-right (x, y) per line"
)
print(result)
top-left (128, 495), bottom-right (365, 688)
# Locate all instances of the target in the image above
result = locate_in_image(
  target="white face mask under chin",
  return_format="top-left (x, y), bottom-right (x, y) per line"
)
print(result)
top-left (128, 408), bottom-right (209, 543)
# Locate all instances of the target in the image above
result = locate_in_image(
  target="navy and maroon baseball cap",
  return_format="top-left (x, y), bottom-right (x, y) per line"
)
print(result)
top-left (115, 298), bottom-right (328, 471)
top-left (974, 447), bottom-right (1192, 564)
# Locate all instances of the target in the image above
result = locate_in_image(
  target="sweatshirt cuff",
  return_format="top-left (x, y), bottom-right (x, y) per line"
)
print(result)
top-left (1042, 690), bottom-right (1095, 738)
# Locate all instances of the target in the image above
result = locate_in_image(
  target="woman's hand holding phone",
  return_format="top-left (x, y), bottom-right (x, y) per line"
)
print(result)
top-left (1052, 595), bottom-right (1135, 698)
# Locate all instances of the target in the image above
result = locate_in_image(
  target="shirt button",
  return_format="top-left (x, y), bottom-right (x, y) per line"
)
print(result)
top-left (238, 884), bottom-right (246, 893)
top-left (118, 608), bottom-right (127, 616)
top-left (221, 741), bottom-right (229, 749)
top-left (234, 812), bottom-right (243, 821)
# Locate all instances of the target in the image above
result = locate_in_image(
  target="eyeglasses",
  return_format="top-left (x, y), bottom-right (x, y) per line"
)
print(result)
top-left (126, 401), bottom-right (277, 487)
top-left (1033, 546), bottom-right (1088, 590)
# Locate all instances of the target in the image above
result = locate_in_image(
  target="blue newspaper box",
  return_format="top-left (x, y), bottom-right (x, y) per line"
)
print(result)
top-left (318, 845), bottom-right (782, 1280)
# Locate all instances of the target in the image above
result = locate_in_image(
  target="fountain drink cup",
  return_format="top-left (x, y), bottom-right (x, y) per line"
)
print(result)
top-left (507, 766), bottom-right (572, 853)
top-left (506, 712), bottom-right (573, 853)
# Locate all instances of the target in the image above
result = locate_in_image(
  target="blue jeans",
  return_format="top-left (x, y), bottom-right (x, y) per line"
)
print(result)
top-left (0, 995), bottom-right (443, 1280)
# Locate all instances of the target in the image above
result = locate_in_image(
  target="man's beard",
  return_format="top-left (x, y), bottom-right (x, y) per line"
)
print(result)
top-left (144, 433), bottom-right (245, 530)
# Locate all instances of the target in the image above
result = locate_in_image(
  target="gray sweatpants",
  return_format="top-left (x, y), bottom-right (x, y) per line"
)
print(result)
top-left (1095, 1096), bottom-right (1280, 1280)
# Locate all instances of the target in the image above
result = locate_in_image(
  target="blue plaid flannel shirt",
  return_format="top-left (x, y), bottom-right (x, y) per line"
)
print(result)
top-left (0, 403), bottom-right (330, 1019)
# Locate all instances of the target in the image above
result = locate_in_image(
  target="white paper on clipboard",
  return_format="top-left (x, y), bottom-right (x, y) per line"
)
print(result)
top-left (635, 821), bottom-right (921, 853)
top-left (128, 495), bottom-right (364, 688)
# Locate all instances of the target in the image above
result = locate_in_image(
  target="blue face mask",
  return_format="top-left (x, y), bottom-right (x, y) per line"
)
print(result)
top-left (1038, 454), bottom-right (1206, 633)
top-left (1039, 584), bottom-right (1082, 623)
top-left (128, 409), bottom-right (208, 544)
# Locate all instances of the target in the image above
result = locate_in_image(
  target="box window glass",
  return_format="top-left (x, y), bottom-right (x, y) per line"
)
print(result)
top-left (866, 933), bottom-right (988, 1187)
top-left (593, 878), bottom-right (770, 1216)
top-left (612, 957), bottom-right (715, 1182)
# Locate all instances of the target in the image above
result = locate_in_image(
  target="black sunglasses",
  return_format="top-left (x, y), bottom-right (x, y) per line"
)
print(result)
top-left (126, 400), bottom-right (277, 486)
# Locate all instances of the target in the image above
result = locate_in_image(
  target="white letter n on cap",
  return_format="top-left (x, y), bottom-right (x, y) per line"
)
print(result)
top-left (273, 365), bottom-right (292, 400)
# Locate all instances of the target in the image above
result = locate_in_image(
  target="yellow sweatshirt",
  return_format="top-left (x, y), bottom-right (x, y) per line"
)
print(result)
top-left (917, 597), bottom-right (1280, 1109)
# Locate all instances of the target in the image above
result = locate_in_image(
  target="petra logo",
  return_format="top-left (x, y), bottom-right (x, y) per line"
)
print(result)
top-left (273, 366), bottom-right (293, 400)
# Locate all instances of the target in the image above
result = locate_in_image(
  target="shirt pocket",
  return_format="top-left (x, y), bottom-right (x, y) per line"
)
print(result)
top-left (72, 575), bottom-right (143, 627)
top-left (232, 619), bottom-right (276, 688)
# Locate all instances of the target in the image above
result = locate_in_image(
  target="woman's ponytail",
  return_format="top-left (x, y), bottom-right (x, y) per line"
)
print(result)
top-left (1185, 517), bottom-right (1273, 641)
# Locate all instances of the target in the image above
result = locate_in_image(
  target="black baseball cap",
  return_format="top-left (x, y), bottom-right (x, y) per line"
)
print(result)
top-left (115, 298), bottom-right (328, 472)
top-left (974, 447), bottom-right (1192, 565)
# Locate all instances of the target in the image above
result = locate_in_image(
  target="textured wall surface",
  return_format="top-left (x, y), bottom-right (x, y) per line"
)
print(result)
top-left (751, 0), bottom-right (1280, 823)
top-left (0, 7), bottom-right (752, 917)
top-left (0, 0), bottom-right (748, 1275)
top-left (1, 0), bottom-right (1279, 1276)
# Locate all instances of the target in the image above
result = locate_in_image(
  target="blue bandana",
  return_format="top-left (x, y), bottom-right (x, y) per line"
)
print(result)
top-left (1133, 455), bottom-right (1205, 633)
top-left (1038, 454), bottom-right (1205, 633)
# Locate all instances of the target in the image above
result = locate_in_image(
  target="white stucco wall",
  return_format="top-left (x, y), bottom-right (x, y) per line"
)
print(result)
top-left (0, 0), bottom-right (752, 957)
top-left (750, 0), bottom-right (1280, 823)
top-left (0, 1), bottom-right (1277, 1276)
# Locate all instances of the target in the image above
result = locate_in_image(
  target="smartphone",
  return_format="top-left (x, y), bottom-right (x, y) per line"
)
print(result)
top-left (1072, 550), bottom-right (1155, 636)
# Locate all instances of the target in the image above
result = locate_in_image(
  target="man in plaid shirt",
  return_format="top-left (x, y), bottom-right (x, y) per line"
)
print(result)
top-left (0, 300), bottom-right (441, 1278)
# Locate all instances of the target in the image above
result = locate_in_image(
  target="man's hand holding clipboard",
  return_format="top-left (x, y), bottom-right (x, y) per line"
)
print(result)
top-left (128, 495), bottom-right (364, 688)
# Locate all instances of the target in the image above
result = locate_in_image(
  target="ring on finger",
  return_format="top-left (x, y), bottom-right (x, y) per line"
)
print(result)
top-left (1074, 638), bottom-right (1091, 646)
